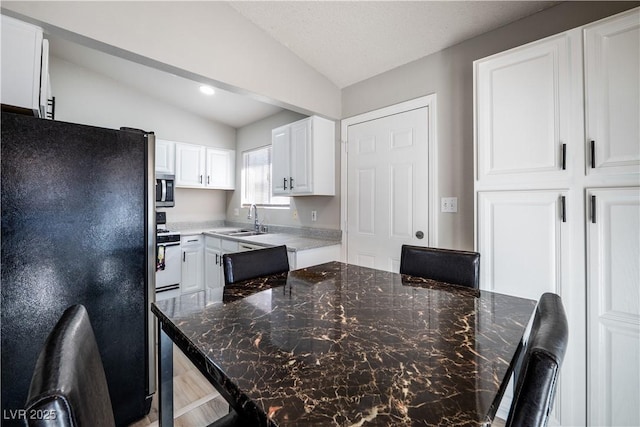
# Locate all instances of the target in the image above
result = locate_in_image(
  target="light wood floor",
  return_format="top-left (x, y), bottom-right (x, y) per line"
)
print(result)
top-left (129, 344), bottom-right (229, 427)
top-left (129, 344), bottom-right (508, 427)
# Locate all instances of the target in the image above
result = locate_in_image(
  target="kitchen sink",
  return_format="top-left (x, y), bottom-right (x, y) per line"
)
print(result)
top-left (227, 230), bottom-right (263, 236)
top-left (212, 229), bottom-right (265, 237)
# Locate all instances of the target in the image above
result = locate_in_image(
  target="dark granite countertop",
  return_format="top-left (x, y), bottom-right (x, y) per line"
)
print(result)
top-left (152, 262), bottom-right (536, 426)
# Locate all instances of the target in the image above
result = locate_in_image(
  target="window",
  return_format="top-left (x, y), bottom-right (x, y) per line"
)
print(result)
top-left (242, 146), bottom-right (289, 207)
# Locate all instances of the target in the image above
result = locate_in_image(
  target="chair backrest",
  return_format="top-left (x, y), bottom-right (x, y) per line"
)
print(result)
top-left (223, 245), bottom-right (290, 285)
top-left (506, 292), bottom-right (568, 427)
top-left (399, 245), bottom-right (480, 289)
top-left (25, 304), bottom-right (115, 427)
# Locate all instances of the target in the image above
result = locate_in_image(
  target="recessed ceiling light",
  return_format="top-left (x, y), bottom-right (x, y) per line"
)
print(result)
top-left (199, 85), bottom-right (215, 95)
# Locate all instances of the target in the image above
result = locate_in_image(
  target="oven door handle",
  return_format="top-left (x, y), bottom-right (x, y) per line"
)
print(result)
top-left (158, 242), bottom-right (181, 247)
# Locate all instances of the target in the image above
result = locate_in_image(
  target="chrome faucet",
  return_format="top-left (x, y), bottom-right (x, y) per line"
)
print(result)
top-left (248, 204), bottom-right (259, 232)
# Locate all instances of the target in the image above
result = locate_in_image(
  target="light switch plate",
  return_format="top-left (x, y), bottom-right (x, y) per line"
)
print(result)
top-left (441, 197), bottom-right (458, 213)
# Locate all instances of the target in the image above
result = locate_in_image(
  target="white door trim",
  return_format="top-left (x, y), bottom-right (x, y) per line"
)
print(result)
top-left (340, 94), bottom-right (438, 261)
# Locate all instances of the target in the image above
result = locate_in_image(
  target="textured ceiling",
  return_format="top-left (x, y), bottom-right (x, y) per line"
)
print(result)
top-left (48, 1), bottom-right (560, 126)
top-left (230, 1), bottom-right (559, 88)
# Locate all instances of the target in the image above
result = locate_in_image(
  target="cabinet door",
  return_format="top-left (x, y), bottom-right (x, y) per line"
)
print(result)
top-left (155, 139), bottom-right (175, 174)
top-left (477, 190), bottom-right (569, 425)
top-left (587, 187), bottom-right (640, 426)
top-left (477, 190), bottom-right (569, 300)
top-left (181, 244), bottom-right (203, 294)
top-left (290, 119), bottom-right (313, 194)
top-left (272, 125), bottom-right (291, 195)
top-left (175, 143), bottom-right (205, 187)
top-left (1, 15), bottom-right (43, 116)
top-left (475, 33), bottom-right (574, 183)
top-left (584, 9), bottom-right (640, 175)
top-left (204, 247), bottom-right (222, 289)
top-left (206, 148), bottom-right (235, 189)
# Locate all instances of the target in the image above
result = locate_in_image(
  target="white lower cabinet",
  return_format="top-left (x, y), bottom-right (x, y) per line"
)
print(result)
top-left (181, 235), bottom-right (204, 294)
top-left (205, 236), bottom-right (238, 288)
top-left (204, 235), bottom-right (341, 285)
top-left (476, 190), bottom-right (569, 301)
top-left (289, 244), bottom-right (341, 270)
top-left (587, 187), bottom-right (640, 426)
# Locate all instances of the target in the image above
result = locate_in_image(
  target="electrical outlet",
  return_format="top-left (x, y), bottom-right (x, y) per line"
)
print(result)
top-left (441, 197), bottom-right (458, 213)
top-left (233, 208), bottom-right (239, 216)
top-left (311, 211), bottom-right (317, 221)
top-left (292, 210), bottom-right (298, 219)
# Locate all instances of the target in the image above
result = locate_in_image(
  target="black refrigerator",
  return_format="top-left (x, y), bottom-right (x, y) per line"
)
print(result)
top-left (1, 112), bottom-right (156, 426)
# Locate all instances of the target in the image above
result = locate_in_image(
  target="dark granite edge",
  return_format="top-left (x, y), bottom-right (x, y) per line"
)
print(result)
top-left (151, 303), bottom-right (276, 427)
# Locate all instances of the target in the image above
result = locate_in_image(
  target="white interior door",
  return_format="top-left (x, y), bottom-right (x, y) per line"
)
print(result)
top-left (587, 187), bottom-right (640, 427)
top-left (346, 107), bottom-right (429, 272)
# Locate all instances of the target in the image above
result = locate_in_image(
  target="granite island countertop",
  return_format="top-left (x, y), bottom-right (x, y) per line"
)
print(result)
top-left (153, 261), bottom-right (536, 427)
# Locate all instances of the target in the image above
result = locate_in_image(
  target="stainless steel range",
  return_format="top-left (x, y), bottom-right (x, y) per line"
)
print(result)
top-left (156, 212), bottom-right (181, 301)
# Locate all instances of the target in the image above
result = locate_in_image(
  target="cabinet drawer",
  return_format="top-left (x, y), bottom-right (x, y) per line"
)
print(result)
top-left (181, 235), bottom-right (203, 246)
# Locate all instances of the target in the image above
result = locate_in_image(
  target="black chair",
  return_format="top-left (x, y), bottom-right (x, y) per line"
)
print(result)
top-left (223, 245), bottom-right (290, 285)
top-left (399, 245), bottom-right (480, 289)
top-left (25, 304), bottom-right (242, 427)
top-left (25, 304), bottom-right (116, 427)
top-left (505, 292), bottom-right (568, 427)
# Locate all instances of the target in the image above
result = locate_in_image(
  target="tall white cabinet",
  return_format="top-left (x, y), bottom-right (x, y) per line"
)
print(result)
top-left (474, 8), bottom-right (639, 427)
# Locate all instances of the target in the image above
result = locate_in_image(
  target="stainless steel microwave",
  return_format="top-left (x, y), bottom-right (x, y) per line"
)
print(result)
top-left (155, 174), bottom-right (175, 207)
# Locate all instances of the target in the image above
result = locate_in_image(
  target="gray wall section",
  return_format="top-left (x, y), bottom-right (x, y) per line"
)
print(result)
top-left (342, 1), bottom-right (640, 250)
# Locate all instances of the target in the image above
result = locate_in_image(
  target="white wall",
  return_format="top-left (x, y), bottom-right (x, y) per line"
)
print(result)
top-left (342, 1), bottom-right (639, 251)
top-left (228, 111), bottom-right (341, 230)
top-left (49, 56), bottom-right (235, 223)
top-left (1, 1), bottom-right (341, 119)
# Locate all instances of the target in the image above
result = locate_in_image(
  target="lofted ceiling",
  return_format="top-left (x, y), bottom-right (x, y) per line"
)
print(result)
top-left (229, 1), bottom-right (559, 89)
top-left (48, 1), bottom-right (559, 127)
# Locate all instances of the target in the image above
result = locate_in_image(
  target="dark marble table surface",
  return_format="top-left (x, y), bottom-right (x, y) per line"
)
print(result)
top-left (152, 261), bottom-right (536, 426)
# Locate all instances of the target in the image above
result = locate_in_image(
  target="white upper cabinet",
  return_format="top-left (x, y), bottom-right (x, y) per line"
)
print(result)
top-left (584, 9), bottom-right (640, 175)
top-left (205, 148), bottom-right (235, 190)
top-left (474, 31), bottom-right (577, 184)
top-left (175, 142), bottom-right (206, 187)
top-left (1, 15), bottom-right (52, 118)
top-left (272, 125), bottom-right (291, 194)
top-left (272, 116), bottom-right (335, 196)
top-left (175, 142), bottom-right (235, 189)
top-left (155, 139), bottom-right (176, 175)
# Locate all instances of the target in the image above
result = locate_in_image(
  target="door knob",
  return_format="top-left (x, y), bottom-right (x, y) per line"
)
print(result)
top-left (415, 231), bottom-right (424, 239)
